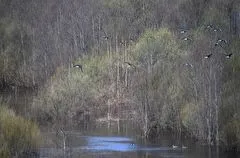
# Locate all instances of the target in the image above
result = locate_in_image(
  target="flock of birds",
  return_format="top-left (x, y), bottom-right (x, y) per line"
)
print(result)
top-left (73, 24), bottom-right (234, 71)
top-left (70, 25), bottom-right (236, 151)
top-left (72, 61), bottom-right (136, 72)
top-left (181, 24), bottom-right (233, 60)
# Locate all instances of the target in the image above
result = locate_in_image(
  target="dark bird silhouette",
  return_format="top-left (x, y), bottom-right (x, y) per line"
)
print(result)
top-left (72, 64), bottom-right (83, 72)
top-left (225, 53), bottom-right (233, 59)
top-left (204, 54), bottom-right (212, 59)
top-left (124, 62), bottom-right (136, 68)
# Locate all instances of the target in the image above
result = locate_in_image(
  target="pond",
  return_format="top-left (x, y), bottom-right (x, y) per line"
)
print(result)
top-left (39, 123), bottom-right (240, 158)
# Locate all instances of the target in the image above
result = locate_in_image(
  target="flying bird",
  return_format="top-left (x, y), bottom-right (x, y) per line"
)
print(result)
top-left (213, 28), bottom-right (222, 32)
top-left (184, 63), bottom-right (193, 68)
top-left (124, 62), bottom-right (136, 68)
top-left (102, 36), bottom-right (109, 40)
top-left (206, 24), bottom-right (213, 29)
top-left (215, 39), bottom-right (227, 48)
top-left (183, 37), bottom-right (192, 41)
top-left (180, 30), bottom-right (187, 34)
top-left (225, 53), bottom-right (233, 59)
top-left (204, 53), bottom-right (212, 59)
top-left (72, 64), bottom-right (83, 72)
top-left (206, 25), bottom-right (222, 32)
top-left (217, 39), bottom-right (227, 43)
top-left (120, 41), bottom-right (125, 45)
top-left (214, 42), bottom-right (219, 46)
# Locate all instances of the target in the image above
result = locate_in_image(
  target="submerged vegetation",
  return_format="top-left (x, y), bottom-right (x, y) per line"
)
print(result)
top-left (0, 0), bottom-right (240, 153)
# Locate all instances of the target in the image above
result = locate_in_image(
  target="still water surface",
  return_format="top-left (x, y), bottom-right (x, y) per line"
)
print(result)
top-left (39, 125), bottom-right (240, 158)
top-left (2, 89), bottom-right (238, 158)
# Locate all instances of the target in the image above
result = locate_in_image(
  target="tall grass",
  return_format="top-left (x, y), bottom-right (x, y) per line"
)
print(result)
top-left (0, 106), bottom-right (40, 157)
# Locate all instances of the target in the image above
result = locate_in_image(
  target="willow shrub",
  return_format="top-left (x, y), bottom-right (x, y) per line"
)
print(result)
top-left (131, 28), bottom-right (185, 134)
top-left (0, 106), bottom-right (40, 157)
top-left (32, 53), bottom-right (112, 127)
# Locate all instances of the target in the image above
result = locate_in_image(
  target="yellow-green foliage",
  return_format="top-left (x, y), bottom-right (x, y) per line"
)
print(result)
top-left (181, 103), bottom-right (198, 130)
top-left (51, 53), bottom-right (111, 91)
top-left (130, 28), bottom-right (186, 131)
top-left (0, 106), bottom-right (40, 157)
top-left (32, 53), bottom-right (114, 125)
top-left (76, 54), bottom-right (112, 84)
top-left (134, 28), bottom-right (180, 60)
top-left (133, 28), bottom-right (183, 94)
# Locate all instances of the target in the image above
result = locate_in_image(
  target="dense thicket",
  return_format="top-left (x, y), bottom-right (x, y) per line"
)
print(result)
top-left (1, 0), bottom-right (240, 152)
top-left (0, 106), bottom-right (40, 157)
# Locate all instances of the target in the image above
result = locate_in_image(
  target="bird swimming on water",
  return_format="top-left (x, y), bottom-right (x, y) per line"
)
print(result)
top-left (172, 145), bottom-right (178, 149)
top-left (181, 145), bottom-right (187, 149)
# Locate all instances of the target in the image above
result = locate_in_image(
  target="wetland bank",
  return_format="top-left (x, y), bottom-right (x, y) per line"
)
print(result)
top-left (1, 0), bottom-right (240, 157)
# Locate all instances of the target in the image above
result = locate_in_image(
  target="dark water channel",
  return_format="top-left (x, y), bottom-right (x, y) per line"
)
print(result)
top-left (39, 124), bottom-right (240, 158)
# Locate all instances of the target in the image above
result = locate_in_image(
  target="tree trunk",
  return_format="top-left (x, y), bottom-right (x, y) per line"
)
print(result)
top-left (98, 16), bottom-right (101, 55)
top-left (208, 63), bottom-right (212, 145)
top-left (214, 72), bottom-right (219, 146)
top-left (124, 43), bottom-right (128, 88)
top-left (92, 17), bottom-right (96, 54)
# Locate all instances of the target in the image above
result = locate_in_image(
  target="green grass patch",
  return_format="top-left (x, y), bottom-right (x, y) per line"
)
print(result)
top-left (0, 106), bottom-right (40, 157)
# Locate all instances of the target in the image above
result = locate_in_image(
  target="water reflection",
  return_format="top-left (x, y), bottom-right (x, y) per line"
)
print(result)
top-left (40, 134), bottom-right (185, 158)
top-left (39, 132), bottom-right (240, 158)
top-left (84, 136), bottom-right (177, 152)
top-left (86, 136), bottom-right (136, 151)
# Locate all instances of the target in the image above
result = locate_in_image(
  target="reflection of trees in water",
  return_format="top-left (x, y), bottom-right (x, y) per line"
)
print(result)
top-left (73, 110), bottom-right (91, 130)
